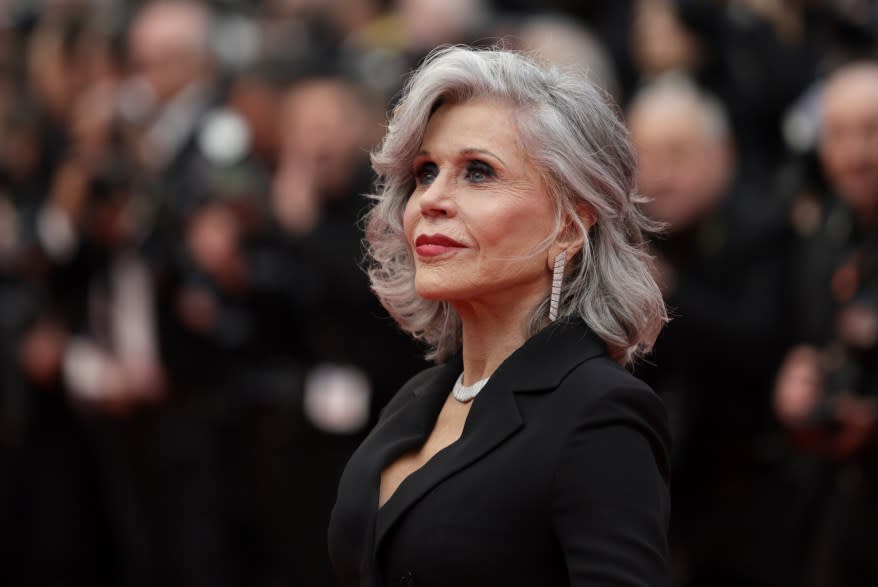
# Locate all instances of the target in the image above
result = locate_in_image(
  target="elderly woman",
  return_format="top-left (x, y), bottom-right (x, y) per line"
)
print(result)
top-left (328, 46), bottom-right (670, 587)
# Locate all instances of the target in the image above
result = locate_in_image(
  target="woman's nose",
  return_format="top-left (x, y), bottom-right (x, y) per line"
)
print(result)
top-left (418, 177), bottom-right (456, 218)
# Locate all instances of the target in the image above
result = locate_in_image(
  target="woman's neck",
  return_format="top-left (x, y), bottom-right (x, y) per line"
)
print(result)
top-left (453, 289), bottom-right (544, 385)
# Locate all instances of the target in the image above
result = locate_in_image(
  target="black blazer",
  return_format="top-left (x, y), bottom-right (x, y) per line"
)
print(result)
top-left (328, 320), bottom-right (671, 587)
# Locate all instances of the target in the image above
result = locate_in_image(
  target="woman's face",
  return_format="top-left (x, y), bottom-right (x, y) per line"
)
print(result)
top-left (403, 99), bottom-right (558, 310)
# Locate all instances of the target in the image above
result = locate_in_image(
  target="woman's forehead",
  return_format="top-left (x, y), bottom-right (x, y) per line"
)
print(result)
top-left (419, 100), bottom-right (523, 154)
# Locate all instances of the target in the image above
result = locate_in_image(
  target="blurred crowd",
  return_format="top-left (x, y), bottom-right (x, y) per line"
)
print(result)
top-left (0, 0), bottom-right (876, 586)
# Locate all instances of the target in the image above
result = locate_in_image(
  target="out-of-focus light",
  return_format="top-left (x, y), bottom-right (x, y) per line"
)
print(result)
top-left (37, 204), bottom-right (77, 262)
top-left (304, 363), bottom-right (372, 434)
top-left (782, 83), bottom-right (822, 154)
top-left (198, 108), bottom-right (251, 166)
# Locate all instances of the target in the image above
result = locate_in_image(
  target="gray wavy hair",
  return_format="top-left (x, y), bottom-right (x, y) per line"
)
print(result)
top-left (364, 46), bottom-right (667, 365)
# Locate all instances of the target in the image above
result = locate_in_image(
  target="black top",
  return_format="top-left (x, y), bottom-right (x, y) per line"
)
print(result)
top-left (328, 319), bottom-right (671, 587)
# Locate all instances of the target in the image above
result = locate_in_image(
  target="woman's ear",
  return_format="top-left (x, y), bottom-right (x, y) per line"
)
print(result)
top-left (547, 203), bottom-right (595, 271)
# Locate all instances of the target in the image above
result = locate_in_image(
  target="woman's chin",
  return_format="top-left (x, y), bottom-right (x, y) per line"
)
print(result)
top-left (414, 281), bottom-right (465, 302)
top-left (415, 287), bottom-right (452, 301)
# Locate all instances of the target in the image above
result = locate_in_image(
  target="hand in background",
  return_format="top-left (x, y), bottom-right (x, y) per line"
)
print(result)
top-left (774, 344), bottom-right (823, 426)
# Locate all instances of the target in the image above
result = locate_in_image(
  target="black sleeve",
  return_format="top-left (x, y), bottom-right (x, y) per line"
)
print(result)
top-left (552, 385), bottom-right (671, 586)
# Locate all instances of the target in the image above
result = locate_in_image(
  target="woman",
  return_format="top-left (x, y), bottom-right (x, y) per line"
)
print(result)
top-left (328, 46), bottom-right (670, 587)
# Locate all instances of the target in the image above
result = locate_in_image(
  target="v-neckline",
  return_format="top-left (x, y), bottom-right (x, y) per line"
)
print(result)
top-left (376, 388), bottom-right (471, 512)
top-left (377, 434), bottom-right (458, 512)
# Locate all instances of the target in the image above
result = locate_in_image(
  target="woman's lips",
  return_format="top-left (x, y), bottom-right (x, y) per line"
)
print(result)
top-left (414, 234), bottom-right (467, 257)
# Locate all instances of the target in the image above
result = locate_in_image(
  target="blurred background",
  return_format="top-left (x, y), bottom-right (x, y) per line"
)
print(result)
top-left (0, 0), bottom-right (876, 586)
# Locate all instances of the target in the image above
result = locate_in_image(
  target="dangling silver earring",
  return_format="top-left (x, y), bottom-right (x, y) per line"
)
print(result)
top-left (549, 250), bottom-right (567, 322)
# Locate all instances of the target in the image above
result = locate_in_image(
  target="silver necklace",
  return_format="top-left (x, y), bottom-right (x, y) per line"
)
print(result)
top-left (452, 373), bottom-right (490, 403)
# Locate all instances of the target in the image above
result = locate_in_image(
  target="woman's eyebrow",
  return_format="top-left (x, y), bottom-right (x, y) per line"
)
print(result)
top-left (413, 148), bottom-right (506, 166)
top-left (460, 148), bottom-right (505, 166)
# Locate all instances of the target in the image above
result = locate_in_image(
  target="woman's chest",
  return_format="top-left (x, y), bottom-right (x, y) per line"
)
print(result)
top-left (379, 397), bottom-right (472, 508)
top-left (329, 388), bottom-right (584, 587)
top-left (376, 428), bottom-right (570, 587)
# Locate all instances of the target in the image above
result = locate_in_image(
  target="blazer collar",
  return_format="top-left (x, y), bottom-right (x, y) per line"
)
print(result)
top-left (372, 319), bottom-right (607, 558)
top-left (482, 318), bottom-right (608, 393)
top-left (409, 319), bottom-right (608, 399)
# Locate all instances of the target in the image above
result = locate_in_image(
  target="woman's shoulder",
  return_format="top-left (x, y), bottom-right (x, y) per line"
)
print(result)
top-left (552, 356), bottom-right (671, 479)
top-left (555, 354), bottom-right (660, 405)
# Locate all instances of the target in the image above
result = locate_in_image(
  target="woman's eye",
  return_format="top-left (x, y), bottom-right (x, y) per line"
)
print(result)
top-left (465, 160), bottom-right (495, 183)
top-left (414, 162), bottom-right (438, 185)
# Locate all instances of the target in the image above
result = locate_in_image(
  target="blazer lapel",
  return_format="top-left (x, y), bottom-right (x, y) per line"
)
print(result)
top-left (498, 318), bottom-right (608, 393)
top-left (372, 320), bottom-right (608, 557)
top-left (368, 362), bottom-right (458, 453)
top-left (374, 373), bottom-right (523, 552)
top-left (357, 362), bottom-right (458, 587)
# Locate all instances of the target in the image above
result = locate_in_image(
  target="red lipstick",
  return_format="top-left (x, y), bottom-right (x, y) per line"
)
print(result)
top-left (414, 234), bottom-right (466, 257)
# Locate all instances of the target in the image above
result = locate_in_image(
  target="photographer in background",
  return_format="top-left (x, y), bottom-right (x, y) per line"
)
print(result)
top-left (774, 61), bottom-right (878, 586)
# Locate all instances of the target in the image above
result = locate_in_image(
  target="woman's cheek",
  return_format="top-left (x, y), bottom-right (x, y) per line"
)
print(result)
top-left (402, 199), bottom-right (418, 244)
